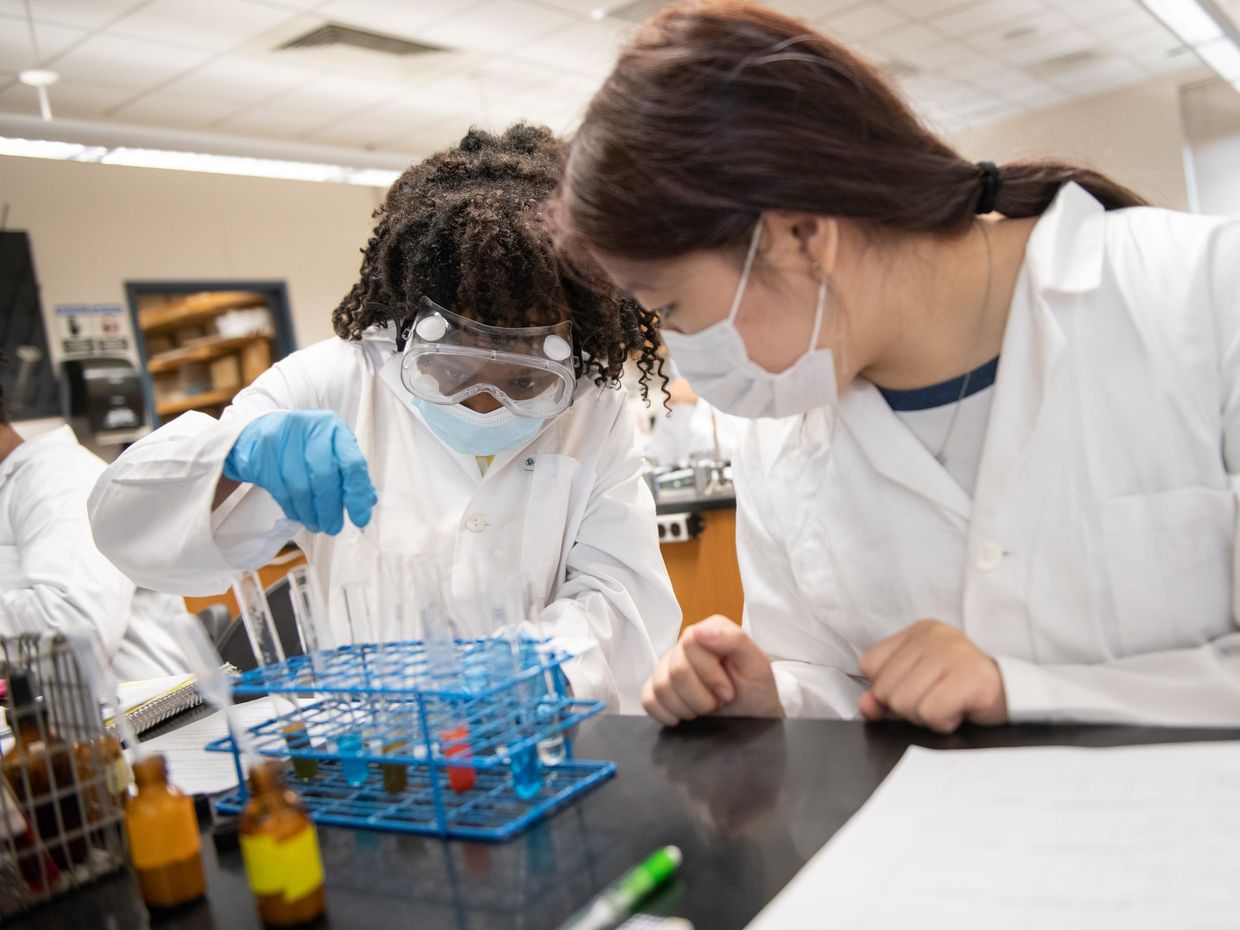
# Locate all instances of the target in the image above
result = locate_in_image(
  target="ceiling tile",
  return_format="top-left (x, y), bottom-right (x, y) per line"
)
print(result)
top-left (929, 0), bottom-right (1044, 38)
top-left (1066, 0), bottom-right (1142, 24)
top-left (110, 90), bottom-right (246, 127)
top-left (302, 93), bottom-right (482, 147)
top-left (213, 102), bottom-right (345, 138)
top-left (26, 0), bottom-right (145, 30)
top-left (762, 0), bottom-right (863, 21)
top-left (902, 39), bottom-right (977, 70)
top-left (418, 0), bottom-right (577, 54)
top-left (511, 17), bottom-right (630, 77)
top-left (868, 22), bottom-right (947, 59)
top-left (108, 0), bottom-right (296, 52)
top-left (884, 0), bottom-right (975, 18)
top-left (49, 33), bottom-right (212, 87)
top-left (0, 78), bottom-right (136, 118)
top-left (0, 15), bottom-right (87, 69)
top-left (817, 3), bottom-right (904, 40)
top-left (158, 55), bottom-right (315, 106)
top-left (241, 0), bottom-right (326, 10)
top-left (266, 73), bottom-right (403, 114)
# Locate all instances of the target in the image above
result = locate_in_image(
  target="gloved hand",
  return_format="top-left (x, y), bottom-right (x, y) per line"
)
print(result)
top-left (223, 410), bottom-right (377, 535)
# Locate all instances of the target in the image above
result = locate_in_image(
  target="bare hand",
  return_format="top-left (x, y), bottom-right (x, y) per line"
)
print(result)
top-left (642, 616), bottom-right (783, 725)
top-left (858, 620), bottom-right (1007, 734)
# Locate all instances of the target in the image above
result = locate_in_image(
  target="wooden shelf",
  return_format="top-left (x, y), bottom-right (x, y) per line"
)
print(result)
top-left (139, 291), bottom-right (268, 334)
top-left (147, 335), bottom-right (267, 374)
top-left (155, 387), bottom-right (236, 417)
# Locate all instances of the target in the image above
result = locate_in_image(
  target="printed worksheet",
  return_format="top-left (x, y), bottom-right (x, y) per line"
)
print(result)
top-left (747, 741), bottom-right (1240, 930)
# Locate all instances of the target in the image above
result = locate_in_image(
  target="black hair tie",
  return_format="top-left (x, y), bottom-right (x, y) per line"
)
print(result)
top-left (976, 161), bottom-right (1001, 215)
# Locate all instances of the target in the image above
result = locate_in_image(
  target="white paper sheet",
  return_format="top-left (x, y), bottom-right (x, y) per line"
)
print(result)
top-left (133, 702), bottom-right (276, 795)
top-left (746, 741), bottom-right (1240, 930)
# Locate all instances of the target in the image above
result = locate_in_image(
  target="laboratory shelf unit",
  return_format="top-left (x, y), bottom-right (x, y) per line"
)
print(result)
top-left (206, 639), bottom-right (616, 842)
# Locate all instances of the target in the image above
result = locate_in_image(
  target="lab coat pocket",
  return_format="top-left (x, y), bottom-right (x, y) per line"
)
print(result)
top-left (1100, 487), bottom-right (1236, 655)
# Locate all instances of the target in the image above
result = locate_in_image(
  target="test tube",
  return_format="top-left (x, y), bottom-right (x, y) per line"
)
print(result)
top-left (413, 557), bottom-right (475, 793)
top-left (285, 566), bottom-right (328, 781)
top-left (520, 578), bottom-right (566, 768)
top-left (338, 582), bottom-right (376, 788)
top-left (232, 571), bottom-right (285, 669)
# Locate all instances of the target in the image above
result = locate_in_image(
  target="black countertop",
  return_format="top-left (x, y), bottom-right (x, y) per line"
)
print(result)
top-left (17, 715), bottom-right (1240, 930)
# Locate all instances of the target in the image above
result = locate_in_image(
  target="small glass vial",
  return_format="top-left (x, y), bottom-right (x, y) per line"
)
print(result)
top-left (1, 670), bottom-right (88, 869)
top-left (239, 760), bottom-right (326, 927)
top-left (124, 754), bottom-right (206, 908)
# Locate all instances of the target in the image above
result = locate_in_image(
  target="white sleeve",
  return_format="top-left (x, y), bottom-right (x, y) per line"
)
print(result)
top-left (734, 432), bottom-right (867, 719)
top-left (1, 455), bottom-right (135, 662)
top-left (542, 397), bottom-right (682, 714)
top-left (997, 218), bottom-right (1240, 726)
top-left (87, 351), bottom-right (322, 596)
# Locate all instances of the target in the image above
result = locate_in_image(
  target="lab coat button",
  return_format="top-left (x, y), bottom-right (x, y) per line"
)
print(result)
top-left (466, 515), bottom-right (486, 532)
top-left (978, 542), bottom-right (1003, 571)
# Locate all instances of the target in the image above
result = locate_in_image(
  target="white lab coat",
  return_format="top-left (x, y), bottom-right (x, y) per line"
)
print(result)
top-left (0, 426), bottom-right (185, 680)
top-left (736, 182), bottom-right (1240, 726)
top-left (87, 329), bottom-right (680, 713)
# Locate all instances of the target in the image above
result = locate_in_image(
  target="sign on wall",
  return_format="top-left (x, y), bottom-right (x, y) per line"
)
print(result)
top-left (55, 303), bottom-right (132, 359)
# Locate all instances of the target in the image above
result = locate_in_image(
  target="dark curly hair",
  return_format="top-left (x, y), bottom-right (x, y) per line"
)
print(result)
top-left (333, 123), bottom-right (665, 403)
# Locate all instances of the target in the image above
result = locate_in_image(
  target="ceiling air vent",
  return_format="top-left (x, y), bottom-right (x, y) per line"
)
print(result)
top-left (277, 22), bottom-right (447, 57)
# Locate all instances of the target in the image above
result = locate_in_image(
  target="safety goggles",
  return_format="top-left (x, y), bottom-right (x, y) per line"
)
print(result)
top-left (400, 297), bottom-right (577, 419)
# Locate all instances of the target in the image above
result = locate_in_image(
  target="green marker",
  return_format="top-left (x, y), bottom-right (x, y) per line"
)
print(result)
top-left (557, 845), bottom-right (683, 930)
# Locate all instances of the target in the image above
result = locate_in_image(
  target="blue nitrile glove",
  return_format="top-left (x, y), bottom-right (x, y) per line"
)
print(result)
top-left (222, 410), bottom-right (377, 535)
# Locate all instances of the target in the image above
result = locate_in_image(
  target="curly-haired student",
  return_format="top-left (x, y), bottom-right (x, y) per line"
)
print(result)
top-left (88, 124), bottom-right (680, 712)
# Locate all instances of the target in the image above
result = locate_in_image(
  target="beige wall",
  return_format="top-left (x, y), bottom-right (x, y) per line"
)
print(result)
top-left (0, 156), bottom-right (382, 360)
top-left (950, 73), bottom-right (1199, 211)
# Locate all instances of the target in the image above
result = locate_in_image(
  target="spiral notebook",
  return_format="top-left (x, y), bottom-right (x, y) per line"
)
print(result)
top-left (105, 673), bottom-right (202, 738)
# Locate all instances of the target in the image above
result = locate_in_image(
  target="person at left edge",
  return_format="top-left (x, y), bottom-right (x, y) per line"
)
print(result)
top-left (87, 125), bottom-right (680, 712)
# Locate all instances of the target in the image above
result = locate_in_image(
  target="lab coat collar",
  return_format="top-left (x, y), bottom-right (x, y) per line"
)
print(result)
top-left (831, 183), bottom-right (1100, 521)
top-left (1023, 182), bottom-right (1106, 296)
top-left (835, 381), bottom-right (973, 521)
top-left (0, 424), bottom-right (78, 485)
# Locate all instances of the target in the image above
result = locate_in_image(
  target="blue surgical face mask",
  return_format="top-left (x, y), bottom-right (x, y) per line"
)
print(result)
top-left (412, 397), bottom-right (545, 456)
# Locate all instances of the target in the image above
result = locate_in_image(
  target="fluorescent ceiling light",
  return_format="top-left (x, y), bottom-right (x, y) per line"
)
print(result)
top-left (345, 168), bottom-right (402, 187)
top-left (1143, 0), bottom-right (1224, 45)
top-left (1140, 0), bottom-right (1240, 91)
top-left (0, 135), bottom-right (400, 187)
top-left (1196, 35), bottom-right (1240, 79)
top-left (101, 147), bottom-right (344, 182)
top-left (0, 137), bottom-right (105, 160)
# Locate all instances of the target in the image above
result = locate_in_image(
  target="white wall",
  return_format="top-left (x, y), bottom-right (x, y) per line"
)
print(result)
top-left (0, 156), bottom-right (383, 361)
top-left (949, 72), bottom-right (1201, 211)
top-left (1181, 79), bottom-right (1240, 216)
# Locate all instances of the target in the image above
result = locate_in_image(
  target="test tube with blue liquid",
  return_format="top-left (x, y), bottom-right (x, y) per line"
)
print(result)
top-left (339, 582), bottom-right (376, 788)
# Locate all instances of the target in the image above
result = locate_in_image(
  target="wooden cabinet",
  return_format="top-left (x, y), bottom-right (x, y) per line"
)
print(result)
top-left (660, 505), bottom-right (745, 636)
top-left (125, 282), bottom-right (293, 427)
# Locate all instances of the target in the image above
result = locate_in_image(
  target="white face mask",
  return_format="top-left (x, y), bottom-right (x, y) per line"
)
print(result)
top-left (660, 220), bottom-right (838, 419)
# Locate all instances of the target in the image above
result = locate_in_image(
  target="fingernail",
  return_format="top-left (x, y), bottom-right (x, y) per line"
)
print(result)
top-left (697, 626), bottom-right (719, 641)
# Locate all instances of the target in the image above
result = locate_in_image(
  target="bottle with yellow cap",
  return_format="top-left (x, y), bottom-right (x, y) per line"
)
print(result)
top-left (238, 760), bottom-right (326, 927)
top-left (124, 753), bottom-right (206, 908)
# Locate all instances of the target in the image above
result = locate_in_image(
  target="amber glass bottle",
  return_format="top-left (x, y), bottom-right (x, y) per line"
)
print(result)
top-left (239, 760), bottom-right (326, 927)
top-left (124, 754), bottom-right (205, 908)
top-left (1, 670), bottom-right (87, 869)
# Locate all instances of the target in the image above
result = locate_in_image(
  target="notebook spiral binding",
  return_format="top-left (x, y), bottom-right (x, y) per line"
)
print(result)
top-left (104, 663), bottom-right (239, 741)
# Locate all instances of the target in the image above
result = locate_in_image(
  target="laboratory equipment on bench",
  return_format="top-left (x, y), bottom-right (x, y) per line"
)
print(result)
top-left (0, 633), bottom-right (128, 918)
top-left (205, 564), bottom-right (615, 842)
